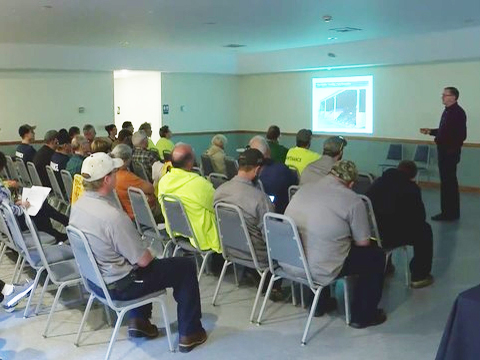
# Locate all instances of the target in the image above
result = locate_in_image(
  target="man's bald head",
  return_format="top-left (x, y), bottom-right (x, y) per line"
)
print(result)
top-left (171, 143), bottom-right (195, 170)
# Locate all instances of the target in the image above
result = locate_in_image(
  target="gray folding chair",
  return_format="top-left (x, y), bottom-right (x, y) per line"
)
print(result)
top-left (208, 173), bottom-right (229, 189)
top-left (200, 154), bottom-right (215, 177)
top-left (27, 161), bottom-right (43, 187)
top-left (128, 187), bottom-right (167, 257)
top-left (288, 185), bottom-right (299, 202)
top-left (352, 172), bottom-right (374, 195)
top-left (225, 157), bottom-right (238, 180)
top-left (413, 144), bottom-right (430, 182)
top-left (257, 213), bottom-right (352, 346)
top-left (16, 159), bottom-right (33, 188)
top-left (132, 161), bottom-right (150, 182)
top-left (191, 166), bottom-right (203, 176)
top-left (358, 195), bottom-right (410, 286)
top-left (46, 165), bottom-right (68, 205)
top-left (66, 225), bottom-right (174, 360)
top-left (23, 211), bottom-right (82, 337)
top-left (160, 194), bottom-right (213, 281)
top-left (378, 144), bottom-right (403, 173)
top-left (0, 204), bottom-right (72, 318)
top-left (5, 155), bottom-right (20, 181)
top-left (212, 203), bottom-right (270, 322)
top-left (60, 170), bottom-right (73, 203)
top-left (0, 166), bottom-right (9, 180)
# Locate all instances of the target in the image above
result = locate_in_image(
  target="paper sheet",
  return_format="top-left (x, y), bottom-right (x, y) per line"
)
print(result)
top-left (22, 186), bottom-right (51, 216)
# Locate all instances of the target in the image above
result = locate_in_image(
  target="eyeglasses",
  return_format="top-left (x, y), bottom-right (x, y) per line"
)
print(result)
top-left (442, 93), bottom-right (454, 97)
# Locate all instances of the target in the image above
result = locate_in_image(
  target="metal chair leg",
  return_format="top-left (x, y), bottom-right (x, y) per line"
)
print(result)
top-left (11, 255), bottom-right (23, 283)
top-left (43, 281), bottom-right (77, 337)
top-left (35, 273), bottom-right (50, 315)
top-left (212, 260), bottom-right (230, 306)
top-left (256, 275), bottom-right (277, 325)
top-left (24, 267), bottom-right (45, 318)
top-left (14, 257), bottom-right (26, 283)
top-left (343, 277), bottom-right (351, 325)
top-left (301, 287), bottom-right (322, 346)
top-left (197, 252), bottom-right (212, 281)
top-left (233, 263), bottom-right (239, 287)
top-left (251, 270), bottom-right (269, 323)
top-left (159, 298), bottom-right (175, 352)
top-left (403, 246), bottom-right (410, 287)
top-left (291, 282), bottom-right (297, 306)
top-left (105, 309), bottom-right (127, 360)
top-left (75, 294), bottom-right (95, 346)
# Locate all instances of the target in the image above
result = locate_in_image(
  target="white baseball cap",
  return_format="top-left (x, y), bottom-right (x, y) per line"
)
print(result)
top-left (81, 152), bottom-right (123, 182)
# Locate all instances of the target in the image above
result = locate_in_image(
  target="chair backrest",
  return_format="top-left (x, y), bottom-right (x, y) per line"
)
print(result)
top-left (0, 207), bottom-right (18, 252)
top-left (352, 173), bottom-right (374, 195)
top-left (0, 167), bottom-right (9, 180)
top-left (191, 166), bottom-right (203, 176)
top-left (208, 173), bottom-right (229, 189)
top-left (160, 194), bottom-right (199, 247)
top-left (263, 212), bottom-right (314, 287)
top-left (386, 144), bottom-right (403, 161)
top-left (225, 157), bottom-right (238, 180)
top-left (60, 170), bottom-right (73, 202)
top-left (256, 179), bottom-right (265, 193)
top-left (215, 202), bottom-right (261, 268)
top-left (132, 162), bottom-right (150, 182)
top-left (27, 162), bottom-right (43, 186)
top-left (358, 195), bottom-right (382, 245)
top-left (200, 154), bottom-right (215, 176)
top-left (413, 144), bottom-right (430, 165)
top-left (5, 156), bottom-right (20, 181)
top-left (46, 165), bottom-right (66, 202)
top-left (66, 225), bottom-right (115, 306)
top-left (288, 185), bottom-right (299, 202)
top-left (16, 160), bottom-right (32, 187)
top-left (128, 186), bottom-right (161, 237)
top-left (112, 189), bottom-right (123, 209)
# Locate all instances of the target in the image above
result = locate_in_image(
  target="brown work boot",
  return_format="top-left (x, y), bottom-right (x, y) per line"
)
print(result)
top-left (127, 318), bottom-right (159, 339)
top-left (178, 328), bottom-right (208, 353)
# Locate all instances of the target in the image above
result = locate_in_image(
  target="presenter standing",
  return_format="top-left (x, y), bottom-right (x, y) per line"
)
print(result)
top-left (420, 87), bottom-right (467, 221)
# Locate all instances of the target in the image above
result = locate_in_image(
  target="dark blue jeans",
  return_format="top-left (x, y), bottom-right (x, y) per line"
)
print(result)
top-left (94, 257), bottom-right (203, 337)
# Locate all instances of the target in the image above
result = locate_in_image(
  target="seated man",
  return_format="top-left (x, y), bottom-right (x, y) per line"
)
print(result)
top-left (111, 144), bottom-right (162, 222)
top-left (285, 160), bottom-right (386, 328)
top-left (50, 129), bottom-right (72, 194)
top-left (366, 160), bottom-right (434, 288)
top-left (66, 135), bottom-right (91, 177)
top-left (139, 122), bottom-right (158, 153)
top-left (16, 124), bottom-right (37, 164)
top-left (300, 135), bottom-right (347, 185)
top-left (249, 135), bottom-right (297, 214)
top-left (284, 129), bottom-right (320, 175)
top-left (69, 153), bottom-right (207, 352)
top-left (158, 143), bottom-right (221, 254)
top-left (266, 125), bottom-right (289, 163)
top-left (33, 130), bottom-right (58, 187)
top-left (205, 134), bottom-right (228, 175)
top-left (155, 125), bottom-right (175, 161)
top-left (132, 131), bottom-right (160, 182)
top-left (83, 124), bottom-right (96, 144)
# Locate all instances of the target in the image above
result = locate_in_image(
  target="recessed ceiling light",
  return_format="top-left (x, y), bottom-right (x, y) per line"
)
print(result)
top-left (328, 37), bottom-right (337, 40)
top-left (322, 15), bottom-right (333, 22)
top-left (223, 44), bottom-right (246, 48)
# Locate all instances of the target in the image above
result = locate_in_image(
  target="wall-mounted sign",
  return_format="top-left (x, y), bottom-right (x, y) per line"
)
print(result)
top-left (162, 104), bottom-right (169, 115)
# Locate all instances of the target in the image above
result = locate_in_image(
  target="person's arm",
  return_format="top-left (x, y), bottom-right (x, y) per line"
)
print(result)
top-left (420, 128), bottom-right (437, 136)
top-left (136, 249), bottom-right (154, 268)
top-left (349, 198), bottom-right (372, 247)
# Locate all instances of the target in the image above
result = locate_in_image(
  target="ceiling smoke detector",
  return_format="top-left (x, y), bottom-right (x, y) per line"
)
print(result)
top-left (223, 44), bottom-right (246, 48)
top-left (330, 27), bottom-right (362, 33)
top-left (328, 53), bottom-right (337, 58)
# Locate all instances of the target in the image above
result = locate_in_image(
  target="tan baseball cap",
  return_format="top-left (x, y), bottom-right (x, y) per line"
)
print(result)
top-left (330, 160), bottom-right (358, 183)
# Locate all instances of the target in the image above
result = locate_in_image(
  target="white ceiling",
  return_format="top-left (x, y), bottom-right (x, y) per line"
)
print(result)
top-left (1, 0), bottom-right (480, 53)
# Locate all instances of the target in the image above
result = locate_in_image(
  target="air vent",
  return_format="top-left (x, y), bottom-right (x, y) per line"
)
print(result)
top-left (330, 27), bottom-right (362, 33)
top-left (223, 44), bottom-right (246, 48)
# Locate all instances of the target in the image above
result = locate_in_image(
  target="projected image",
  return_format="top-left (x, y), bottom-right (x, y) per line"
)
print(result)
top-left (312, 76), bottom-right (373, 134)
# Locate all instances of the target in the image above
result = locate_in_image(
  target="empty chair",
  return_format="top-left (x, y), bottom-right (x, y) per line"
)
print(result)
top-left (200, 154), bottom-right (215, 177)
top-left (208, 173), bottom-right (229, 189)
top-left (358, 195), bottom-right (410, 286)
top-left (352, 173), bottom-right (374, 195)
top-left (27, 162), bottom-right (43, 186)
top-left (413, 144), bottom-right (430, 181)
top-left (257, 213), bottom-right (351, 345)
top-left (22, 211), bottom-right (82, 337)
top-left (132, 161), bottom-right (150, 182)
top-left (60, 170), bottom-right (73, 202)
top-left (225, 157), bottom-right (238, 180)
top-left (66, 225), bottom-right (174, 360)
top-left (160, 194), bottom-right (213, 281)
top-left (288, 185), bottom-right (299, 202)
top-left (212, 203), bottom-right (269, 322)
top-left (378, 144), bottom-right (403, 173)
top-left (5, 155), bottom-right (20, 181)
top-left (16, 160), bottom-right (32, 188)
top-left (46, 165), bottom-right (69, 209)
top-left (128, 187), bottom-right (167, 257)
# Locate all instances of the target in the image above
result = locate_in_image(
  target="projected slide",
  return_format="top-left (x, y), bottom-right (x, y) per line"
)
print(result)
top-left (312, 75), bottom-right (373, 134)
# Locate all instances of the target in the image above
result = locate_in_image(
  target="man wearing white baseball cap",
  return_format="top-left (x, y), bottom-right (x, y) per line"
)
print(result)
top-left (69, 152), bottom-right (207, 352)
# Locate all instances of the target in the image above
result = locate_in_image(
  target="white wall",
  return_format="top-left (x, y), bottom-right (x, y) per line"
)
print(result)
top-left (114, 71), bottom-right (162, 142)
top-left (161, 73), bottom-right (239, 133)
top-left (239, 61), bottom-right (480, 142)
top-left (0, 70), bottom-right (113, 141)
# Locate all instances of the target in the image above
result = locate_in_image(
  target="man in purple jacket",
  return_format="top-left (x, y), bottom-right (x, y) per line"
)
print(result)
top-left (420, 86), bottom-right (467, 221)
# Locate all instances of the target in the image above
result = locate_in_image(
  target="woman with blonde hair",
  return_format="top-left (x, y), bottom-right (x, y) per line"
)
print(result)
top-left (205, 134), bottom-right (228, 175)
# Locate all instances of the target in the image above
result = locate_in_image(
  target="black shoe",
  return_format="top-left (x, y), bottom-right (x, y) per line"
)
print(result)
top-left (431, 213), bottom-right (459, 222)
top-left (312, 297), bottom-right (338, 317)
top-left (349, 309), bottom-right (387, 329)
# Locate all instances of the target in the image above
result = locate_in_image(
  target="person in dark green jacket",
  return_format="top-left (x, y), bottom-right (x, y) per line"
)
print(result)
top-left (266, 125), bottom-right (289, 163)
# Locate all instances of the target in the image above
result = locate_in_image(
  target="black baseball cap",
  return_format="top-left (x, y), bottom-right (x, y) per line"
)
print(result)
top-left (18, 124), bottom-right (36, 138)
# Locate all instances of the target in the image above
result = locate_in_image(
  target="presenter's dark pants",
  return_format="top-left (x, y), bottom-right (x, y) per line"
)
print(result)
top-left (102, 257), bottom-right (203, 337)
top-left (437, 146), bottom-right (461, 218)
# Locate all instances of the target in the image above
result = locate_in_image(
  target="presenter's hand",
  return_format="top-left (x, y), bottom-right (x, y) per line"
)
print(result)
top-left (420, 128), bottom-right (431, 135)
